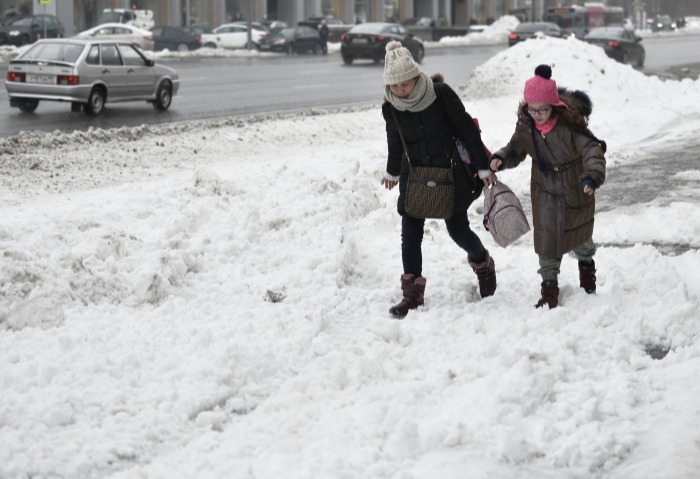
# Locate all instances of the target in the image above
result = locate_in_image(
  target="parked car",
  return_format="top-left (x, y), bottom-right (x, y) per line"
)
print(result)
top-left (150, 26), bottom-right (201, 52)
top-left (258, 26), bottom-right (322, 54)
top-left (649, 14), bottom-right (675, 32)
top-left (584, 26), bottom-right (645, 67)
top-left (98, 8), bottom-right (154, 30)
top-left (0, 14), bottom-right (64, 47)
top-left (340, 22), bottom-right (424, 65)
top-left (508, 22), bottom-right (562, 46)
top-left (400, 17), bottom-right (435, 28)
top-left (230, 21), bottom-right (271, 34)
top-left (213, 23), bottom-right (267, 49)
top-left (5, 38), bottom-right (180, 115)
top-left (182, 25), bottom-right (221, 48)
top-left (75, 23), bottom-right (154, 51)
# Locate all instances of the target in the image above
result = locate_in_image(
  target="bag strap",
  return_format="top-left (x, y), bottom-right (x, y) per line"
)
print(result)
top-left (575, 127), bottom-right (607, 153)
top-left (389, 108), bottom-right (412, 167)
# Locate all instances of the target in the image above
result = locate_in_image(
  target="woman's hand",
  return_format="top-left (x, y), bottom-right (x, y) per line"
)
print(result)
top-left (489, 158), bottom-right (502, 171)
top-left (381, 178), bottom-right (398, 190)
top-left (583, 184), bottom-right (595, 196)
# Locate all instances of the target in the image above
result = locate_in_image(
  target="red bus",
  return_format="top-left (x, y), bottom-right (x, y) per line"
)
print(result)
top-left (543, 3), bottom-right (625, 38)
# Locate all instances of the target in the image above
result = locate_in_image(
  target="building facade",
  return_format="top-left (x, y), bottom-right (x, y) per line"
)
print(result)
top-left (3, 0), bottom-right (698, 37)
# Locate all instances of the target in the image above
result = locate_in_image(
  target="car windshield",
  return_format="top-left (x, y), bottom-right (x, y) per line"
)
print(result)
top-left (6, 16), bottom-right (35, 26)
top-left (517, 23), bottom-right (555, 33)
top-left (20, 42), bottom-right (85, 63)
top-left (275, 28), bottom-right (295, 38)
top-left (587, 27), bottom-right (622, 38)
top-left (349, 23), bottom-right (388, 34)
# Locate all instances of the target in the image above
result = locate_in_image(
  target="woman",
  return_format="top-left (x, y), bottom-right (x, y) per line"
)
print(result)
top-left (380, 41), bottom-right (497, 318)
top-left (489, 65), bottom-right (606, 309)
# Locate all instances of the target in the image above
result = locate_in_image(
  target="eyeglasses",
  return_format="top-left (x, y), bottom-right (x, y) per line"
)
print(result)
top-left (527, 106), bottom-right (552, 116)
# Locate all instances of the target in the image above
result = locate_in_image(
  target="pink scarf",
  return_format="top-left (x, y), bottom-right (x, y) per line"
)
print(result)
top-left (535, 117), bottom-right (558, 135)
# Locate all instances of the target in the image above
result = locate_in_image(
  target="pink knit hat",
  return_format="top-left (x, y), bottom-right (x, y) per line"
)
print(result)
top-left (523, 65), bottom-right (568, 108)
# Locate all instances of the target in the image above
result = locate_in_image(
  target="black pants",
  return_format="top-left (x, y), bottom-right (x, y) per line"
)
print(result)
top-left (401, 211), bottom-right (486, 277)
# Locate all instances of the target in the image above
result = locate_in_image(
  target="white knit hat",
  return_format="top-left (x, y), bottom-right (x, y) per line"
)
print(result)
top-left (383, 41), bottom-right (421, 85)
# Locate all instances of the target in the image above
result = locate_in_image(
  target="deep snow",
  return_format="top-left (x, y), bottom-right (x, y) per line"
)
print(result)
top-left (1, 18), bottom-right (700, 479)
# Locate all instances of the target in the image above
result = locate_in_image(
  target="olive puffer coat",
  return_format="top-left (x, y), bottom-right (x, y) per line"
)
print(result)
top-left (491, 99), bottom-right (606, 258)
top-left (382, 78), bottom-right (489, 216)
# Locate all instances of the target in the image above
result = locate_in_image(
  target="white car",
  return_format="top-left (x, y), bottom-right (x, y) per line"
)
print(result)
top-left (213, 23), bottom-right (267, 49)
top-left (183, 25), bottom-right (221, 48)
top-left (76, 23), bottom-right (154, 51)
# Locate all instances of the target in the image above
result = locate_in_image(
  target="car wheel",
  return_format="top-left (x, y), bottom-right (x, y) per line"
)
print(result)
top-left (286, 44), bottom-right (294, 55)
top-left (414, 46), bottom-right (425, 64)
top-left (176, 43), bottom-right (189, 52)
top-left (245, 41), bottom-right (259, 50)
top-left (342, 54), bottom-right (354, 65)
top-left (19, 35), bottom-right (30, 46)
top-left (84, 87), bottom-right (105, 116)
top-left (153, 81), bottom-right (173, 111)
top-left (312, 44), bottom-right (319, 55)
top-left (204, 42), bottom-right (216, 48)
top-left (17, 99), bottom-right (39, 113)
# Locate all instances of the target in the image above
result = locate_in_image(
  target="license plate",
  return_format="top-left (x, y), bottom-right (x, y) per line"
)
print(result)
top-left (27, 74), bottom-right (54, 84)
top-left (352, 38), bottom-right (368, 43)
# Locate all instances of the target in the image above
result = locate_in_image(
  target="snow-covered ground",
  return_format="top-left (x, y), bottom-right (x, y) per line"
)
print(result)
top-left (1, 25), bottom-right (700, 479)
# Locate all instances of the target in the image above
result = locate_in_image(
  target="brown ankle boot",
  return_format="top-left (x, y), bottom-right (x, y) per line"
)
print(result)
top-left (535, 280), bottom-right (559, 309)
top-left (389, 274), bottom-right (426, 318)
top-left (468, 250), bottom-right (496, 298)
top-left (579, 260), bottom-right (597, 294)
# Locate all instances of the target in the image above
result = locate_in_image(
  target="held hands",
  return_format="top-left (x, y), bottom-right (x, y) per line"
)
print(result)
top-left (482, 172), bottom-right (497, 187)
top-left (489, 158), bottom-right (502, 171)
top-left (381, 178), bottom-right (398, 190)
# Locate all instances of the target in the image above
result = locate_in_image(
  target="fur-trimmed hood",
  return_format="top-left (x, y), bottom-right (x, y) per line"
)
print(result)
top-left (558, 87), bottom-right (593, 118)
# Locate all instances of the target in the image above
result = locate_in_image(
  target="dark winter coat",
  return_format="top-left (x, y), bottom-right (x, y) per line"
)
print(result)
top-left (491, 90), bottom-right (606, 258)
top-left (382, 77), bottom-right (489, 217)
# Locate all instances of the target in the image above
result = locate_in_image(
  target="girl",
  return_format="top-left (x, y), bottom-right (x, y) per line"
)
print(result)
top-left (490, 65), bottom-right (606, 309)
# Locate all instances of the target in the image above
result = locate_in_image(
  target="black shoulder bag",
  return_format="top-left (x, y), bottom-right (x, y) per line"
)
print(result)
top-left (390, 108), bottom-right (455, 219)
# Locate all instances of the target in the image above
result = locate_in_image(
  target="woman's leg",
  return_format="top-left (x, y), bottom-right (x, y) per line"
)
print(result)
top-left (401, 214), bottom-right (425, 276)
top-left (445, 212), bottom-right (495, 297)
top-left (444, 211), bottom-right (486, 262)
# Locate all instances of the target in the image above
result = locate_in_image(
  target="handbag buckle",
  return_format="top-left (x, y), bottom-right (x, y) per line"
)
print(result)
top-left (427, 181), bottom-right (437, 188)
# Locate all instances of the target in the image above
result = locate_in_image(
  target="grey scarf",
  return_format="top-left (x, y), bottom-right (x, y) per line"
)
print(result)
top-left (385, 72), bottom-right (437, 113)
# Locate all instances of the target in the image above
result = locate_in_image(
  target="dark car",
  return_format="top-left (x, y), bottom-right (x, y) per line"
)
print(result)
top-left (258, 26), bottom-right (322, 54)
top-left (0, 14), bottom-right (64, 46)
top-left (649, 14), bottom-right (675, 32)
top-left (584, 26), bottom-right (645, 67)
top-left (508, 22), bottom-right (562, 46)
top-left (150, 26), bottom-right (201, 52)
top-left (340, 22), bottom-right (424, 65)
top-left (182, 25), bottom-right (220, 48)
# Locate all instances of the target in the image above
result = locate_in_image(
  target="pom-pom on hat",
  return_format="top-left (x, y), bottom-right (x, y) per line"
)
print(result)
top-left (523, 65), bottom-right (568, 108)
top-left (383, 41), bottom-right (421, 85)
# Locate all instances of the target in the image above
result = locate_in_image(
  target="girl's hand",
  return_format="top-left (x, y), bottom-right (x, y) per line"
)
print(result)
top-left (490, 158), bottom-right (503, 171)
top-left (381, 178), bottom-right (398, 190)
top-left (482, 172), bottom-right (497, 187)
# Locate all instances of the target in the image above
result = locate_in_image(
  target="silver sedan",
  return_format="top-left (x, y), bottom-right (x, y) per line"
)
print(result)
top-left (4, 38), bottom-right (180, 115)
